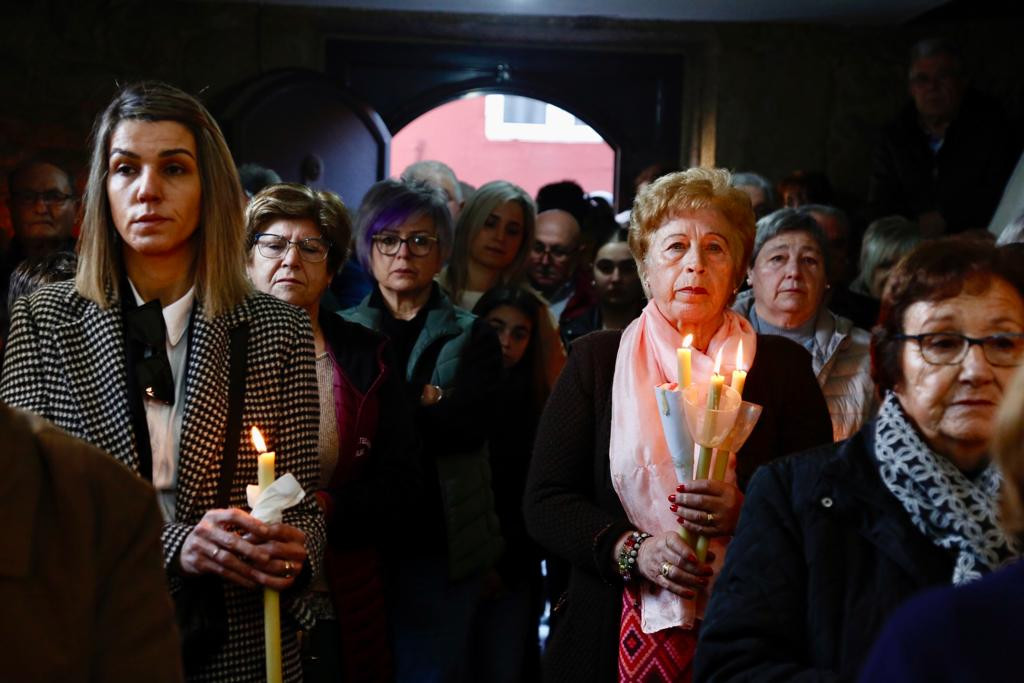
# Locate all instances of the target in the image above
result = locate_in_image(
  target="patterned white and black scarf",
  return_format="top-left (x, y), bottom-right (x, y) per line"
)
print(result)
top-left (875, 391), bottom-right (1019, 584)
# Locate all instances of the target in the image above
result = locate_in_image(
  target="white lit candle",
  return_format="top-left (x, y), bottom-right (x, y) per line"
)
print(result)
top-left (250, 426), bottom-right (282, 683)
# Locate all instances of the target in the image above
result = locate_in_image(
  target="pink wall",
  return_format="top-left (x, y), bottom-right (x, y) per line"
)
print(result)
top-left (390, 95), bottom-right (615, 200)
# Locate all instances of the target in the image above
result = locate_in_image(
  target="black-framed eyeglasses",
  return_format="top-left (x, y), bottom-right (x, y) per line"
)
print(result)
top-left (254, 233), bottom-right (332, 263)
top-left (372, 233), bottom-right (438, 257)
top-left (894, 332), bottom-right (1024, 367)
top-left (531, 241), bottom-right (576, 262)
top-left (11, 190), bottom-right (74, 206)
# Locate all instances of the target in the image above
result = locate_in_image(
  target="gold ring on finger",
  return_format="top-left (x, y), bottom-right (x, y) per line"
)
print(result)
top-left (284, 560), bottom-right (294, 577)
top-left (660, 561), bottom-right (672, 578)
top-left (706, 512), bottom-right (715, 524)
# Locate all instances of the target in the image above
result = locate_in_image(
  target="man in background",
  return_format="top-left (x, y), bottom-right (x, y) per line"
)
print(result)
top-left (868, 38), bottom-right (1020, 235)
top-left (526, 209), bottom-right (584, 320)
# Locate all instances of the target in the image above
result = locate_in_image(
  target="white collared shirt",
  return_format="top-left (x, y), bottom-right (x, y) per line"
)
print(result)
top-left (128, 280), bottom-right (195, 522)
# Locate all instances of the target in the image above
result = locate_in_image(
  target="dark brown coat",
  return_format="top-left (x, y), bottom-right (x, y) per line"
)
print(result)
top-left (0, 403), bottom-right (183, 682)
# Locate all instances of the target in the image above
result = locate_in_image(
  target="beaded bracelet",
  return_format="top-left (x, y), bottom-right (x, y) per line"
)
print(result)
top-left (617, 531), bottom-right (652, 582)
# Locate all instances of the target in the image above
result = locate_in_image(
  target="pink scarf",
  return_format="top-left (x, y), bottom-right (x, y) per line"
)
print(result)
top-left (610, 299), bottom-right (756, 633)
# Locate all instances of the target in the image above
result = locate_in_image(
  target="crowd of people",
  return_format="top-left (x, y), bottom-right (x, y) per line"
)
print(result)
top-left (1, 35), bottom-right (1024, 683)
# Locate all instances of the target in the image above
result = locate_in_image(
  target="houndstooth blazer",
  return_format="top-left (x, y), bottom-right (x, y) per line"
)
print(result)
top-left (1, 280), bottom-right (325, 682)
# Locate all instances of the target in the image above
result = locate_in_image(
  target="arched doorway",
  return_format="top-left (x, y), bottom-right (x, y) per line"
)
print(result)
top-left (391, 93), bottom-right (616, 200)
top-left (327, 38), bottom-right (685, 207)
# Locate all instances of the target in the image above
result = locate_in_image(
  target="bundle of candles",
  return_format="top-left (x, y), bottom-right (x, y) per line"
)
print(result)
top-left (669, 335), bottom-right (760, 564)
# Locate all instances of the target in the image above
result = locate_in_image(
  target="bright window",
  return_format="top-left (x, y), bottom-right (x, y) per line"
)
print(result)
top-left (484, 94), bottom-right (603, 143)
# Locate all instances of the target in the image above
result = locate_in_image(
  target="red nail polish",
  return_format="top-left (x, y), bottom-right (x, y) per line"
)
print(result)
top-left (676, 516), bottom-right (685, 523)
top-left (688, 554), bottom-right (697, 563)
top-left (668, 494), bottom-right (676, 503)
top-left (670, 504), bottom-right (678, 512)
top-left (676, 484), bottom-right (686, 492)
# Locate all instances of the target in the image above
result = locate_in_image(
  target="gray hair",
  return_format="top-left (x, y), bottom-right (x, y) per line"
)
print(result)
top-left (909, 37), bottom-right (965, 72)
top-left (730, 172), bottom-right (778, 208)
top-left (854, 215), bottom-right (923, 297)
top-left (751, 207), bottom-right (831, 277)
top-left (401, 160), bottom-right (463, 204)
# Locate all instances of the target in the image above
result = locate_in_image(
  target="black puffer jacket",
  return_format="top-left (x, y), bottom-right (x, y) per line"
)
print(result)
top-left (696, 423), bottom-right (956, 682)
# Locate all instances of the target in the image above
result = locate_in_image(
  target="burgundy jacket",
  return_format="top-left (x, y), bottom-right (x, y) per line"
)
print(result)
top-left (317, 311), bottom-right (422, 683)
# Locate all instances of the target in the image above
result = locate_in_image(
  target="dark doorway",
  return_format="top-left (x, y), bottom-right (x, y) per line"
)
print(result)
top-left (326, 38), bottom-right (685, 207)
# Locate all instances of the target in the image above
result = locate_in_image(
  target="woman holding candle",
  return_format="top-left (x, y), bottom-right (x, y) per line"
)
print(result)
top-left (341, 178), bottom-right (505, 683)
top-left (733, 207), bottom-right (876, 441)
top-left (523, 168), bottom-right (832, 682)
top-left (697, 236), bottom-right (1024, 681)
top-left (0, 82), bottom-right (324, 682)
top-left (244, 183), bottom-right (422, 682)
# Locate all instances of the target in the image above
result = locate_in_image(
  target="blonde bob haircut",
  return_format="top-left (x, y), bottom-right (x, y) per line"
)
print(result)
top-left (995, 364), bottom-right (1024, 540)
top-left (445, 180), bottom-right (536, 303)
top-left (76, 81), bottom-right (250, 318)
top-left (629, 167), bottom-right (756, 293)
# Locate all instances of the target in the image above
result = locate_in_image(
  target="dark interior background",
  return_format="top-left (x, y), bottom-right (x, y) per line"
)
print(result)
top-left (2, 0), bottom-right (1022, 221)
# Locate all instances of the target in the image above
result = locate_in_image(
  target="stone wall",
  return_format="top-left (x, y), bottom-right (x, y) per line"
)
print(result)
top-left (1, 1), bottom-right (1021, 230)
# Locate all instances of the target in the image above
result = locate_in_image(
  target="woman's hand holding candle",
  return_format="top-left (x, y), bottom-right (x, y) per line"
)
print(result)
top-left (628, 529), bottom-right (715, 599)
top-left (670, 481), bottom-right (744, 538)
top-left (178, 510), bottom-right (307, 590)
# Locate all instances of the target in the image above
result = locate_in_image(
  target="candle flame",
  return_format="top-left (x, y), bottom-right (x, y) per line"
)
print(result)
top-left (682, 333), bottom-right (693, 348)
top-left (713, 347), bottom-right (723, 375)
top-left (251, 426), bottom-right (267, 453)
top-left (736, 340), bottom-right (744, 371)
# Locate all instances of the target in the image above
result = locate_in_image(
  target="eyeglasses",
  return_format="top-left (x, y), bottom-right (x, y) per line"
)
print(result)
top-left (11, 190), bottom-right (74, 206)
top-left (254, 233), bottom-right (332, 263)
top-left (531, 241), bottom-right (576, 262)
top-left (595, 258), bottom-right (638, 275)
top-left (372, 233), bottom-right (438, 257)
top-left (895, 332), bottom-right (1024, 367)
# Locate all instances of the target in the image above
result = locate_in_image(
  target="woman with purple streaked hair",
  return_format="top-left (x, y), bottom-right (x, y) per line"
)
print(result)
top-left (341, 178), bottom-right (505, 683)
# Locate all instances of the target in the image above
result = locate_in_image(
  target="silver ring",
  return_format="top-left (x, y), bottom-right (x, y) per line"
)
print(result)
top-left (212, 547), bottom-right (221, 560)
top-left (660, 561), bottom-right (672, 578)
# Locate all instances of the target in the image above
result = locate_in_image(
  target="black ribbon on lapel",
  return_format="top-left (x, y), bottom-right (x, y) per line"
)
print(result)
top-left (124, 299), bottom-right (175, 406)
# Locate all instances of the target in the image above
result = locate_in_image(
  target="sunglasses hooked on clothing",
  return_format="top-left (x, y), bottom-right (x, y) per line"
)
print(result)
top-left (125, 299), bottom-right (175, 405)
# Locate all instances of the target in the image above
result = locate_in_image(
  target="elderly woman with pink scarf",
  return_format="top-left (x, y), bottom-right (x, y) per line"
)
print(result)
top-left (523, 168), bottom-right (832, 683)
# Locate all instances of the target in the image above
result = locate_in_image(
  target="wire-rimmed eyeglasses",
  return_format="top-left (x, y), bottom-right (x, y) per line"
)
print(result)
top-left (894, 332), bottom-right (1024, 367)
top-left (11, 190), bottom-right (74, 206)
top-left (372, 233), bottom-right (438, 257)
top-left (253, 233), bottom-right (332, 263)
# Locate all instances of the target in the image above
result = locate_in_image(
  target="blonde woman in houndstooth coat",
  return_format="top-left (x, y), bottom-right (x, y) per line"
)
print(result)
top-left (0, 82), bottom-right (325, 682)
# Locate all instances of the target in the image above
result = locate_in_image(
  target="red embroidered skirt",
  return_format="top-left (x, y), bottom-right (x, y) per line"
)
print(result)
top-left (618, 583), bottom-right (698, 682)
